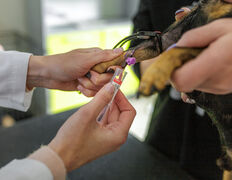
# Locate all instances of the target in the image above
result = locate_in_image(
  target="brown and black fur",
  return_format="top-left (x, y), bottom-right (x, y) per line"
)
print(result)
top-left (92, 0), bottom-right (232, 171)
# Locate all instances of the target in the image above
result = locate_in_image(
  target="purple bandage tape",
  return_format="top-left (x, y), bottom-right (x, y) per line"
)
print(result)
top-left (126, 57), bottom-right (136, 65)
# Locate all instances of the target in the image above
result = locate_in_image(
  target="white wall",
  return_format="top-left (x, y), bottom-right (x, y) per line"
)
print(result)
top-left (0, 0), bottom-right (28, 34)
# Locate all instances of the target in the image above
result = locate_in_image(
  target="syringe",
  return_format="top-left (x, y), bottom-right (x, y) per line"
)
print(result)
top-left (97, 68), bottom-right (127, 122)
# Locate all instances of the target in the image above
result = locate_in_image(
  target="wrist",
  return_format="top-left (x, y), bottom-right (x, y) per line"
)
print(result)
top-left (48, 141), bottom-right (85, 172)
top-left (27, 55), bottom-right (47, 89)
top-left (28, 146), bottom-right (66, 179)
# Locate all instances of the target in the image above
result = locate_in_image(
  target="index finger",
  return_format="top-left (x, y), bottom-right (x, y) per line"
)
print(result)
top-left (176, 19), bottom-right (231, 48)
top-left (90, 71), bottom-right (112, 86)
top-left (114, 91), bottom-right (136, 132)
top-left (92, 48), bottom-right (124, 65)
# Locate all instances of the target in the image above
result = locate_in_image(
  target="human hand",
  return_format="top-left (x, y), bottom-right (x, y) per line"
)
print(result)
top-left (171, 18), bottom-right (232, 94)
top-left (48, 83), bottom-right (136, 171)
top-left (77, 66), bottom-right (119, 97)
top-left (26, 48), bottom-right (123, 91)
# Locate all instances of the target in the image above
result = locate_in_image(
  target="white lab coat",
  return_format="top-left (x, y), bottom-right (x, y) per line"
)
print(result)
top-left (0, 51), bottom-right (33, 111)
top-left (0, 51), bottom-right (57, 180)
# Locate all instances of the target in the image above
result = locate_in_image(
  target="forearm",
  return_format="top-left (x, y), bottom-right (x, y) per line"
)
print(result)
top-left (26, 54), bottom-right (78, 91)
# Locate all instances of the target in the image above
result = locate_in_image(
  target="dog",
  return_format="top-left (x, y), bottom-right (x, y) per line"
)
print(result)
top-left (91, 0), bottom-right (232, 172)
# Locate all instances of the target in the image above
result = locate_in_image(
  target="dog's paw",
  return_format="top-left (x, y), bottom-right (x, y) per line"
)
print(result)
top-left (91, 47), bottom-right (159, 74)
top-left (139, 47), bottom-right (203, 96)
top-left (139, 48), bottom-right (182, 95)
top-left (140, 60), bottom-right (168, 95)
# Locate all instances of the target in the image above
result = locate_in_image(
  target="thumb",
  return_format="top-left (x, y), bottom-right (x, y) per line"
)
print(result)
top-left (92, 48), bottom-right (124, 64)
top-left (87, 83), bottom-right (115, 117)
top-left (176, 20), bottom-right (223, 48)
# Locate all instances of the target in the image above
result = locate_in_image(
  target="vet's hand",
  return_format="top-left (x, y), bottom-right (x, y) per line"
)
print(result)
top-left (77, 66), bottom-right (119, 97)
top-left (26, 48), bottom-right (123, 90)
top-left (171, 19), bottom-right (232, 94)
top-left (48, 83), bottom-right (136, 171)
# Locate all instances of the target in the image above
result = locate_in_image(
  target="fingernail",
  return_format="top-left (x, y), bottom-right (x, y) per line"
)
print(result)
top-left (107, 68), bottom-right (115, 74)
top-left (104, 83), bottom-right (115, 94)
top-left (185, 98), bottom-right (196, 104)
top-left (166, 43), bottom-right (176, 51)
top-left (113, 47), bottom-right (124, 54)
top-left (175, 9), bottom-right (185, 15)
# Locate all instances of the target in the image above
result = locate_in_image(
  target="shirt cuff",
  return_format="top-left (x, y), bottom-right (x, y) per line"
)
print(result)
top-left (28, 146), bottom-right (66, 180)
top-left (0, 51), bottom-right (33, 111)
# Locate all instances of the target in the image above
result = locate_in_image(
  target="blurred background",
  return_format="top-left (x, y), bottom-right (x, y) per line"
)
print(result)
top-left (0, 0), bottom-right (155, 140)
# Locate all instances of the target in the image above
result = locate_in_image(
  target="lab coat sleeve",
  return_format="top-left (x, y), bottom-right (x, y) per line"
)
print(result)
top-left (0, 146), bottom-right (67, 180)
top-left (0, 159), bottom-right (53, 180)
top-left (0, 51), bottom-right (33, 111)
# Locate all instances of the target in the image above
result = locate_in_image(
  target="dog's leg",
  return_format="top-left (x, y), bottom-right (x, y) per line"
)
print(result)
top-left (139, 47), bottom-right (203, 95)
top-left (92, 41), bottom-right (162, 73)
top-left (91, 35), bottom-right (181, 74)
top-left (91, 9), bottom-right (199, 74)
top-left (92, 4), bottom-right (209, 74)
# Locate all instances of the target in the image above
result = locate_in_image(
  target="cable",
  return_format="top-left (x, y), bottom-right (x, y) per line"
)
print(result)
top-left (113, 31), bottom-right (163, 53)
